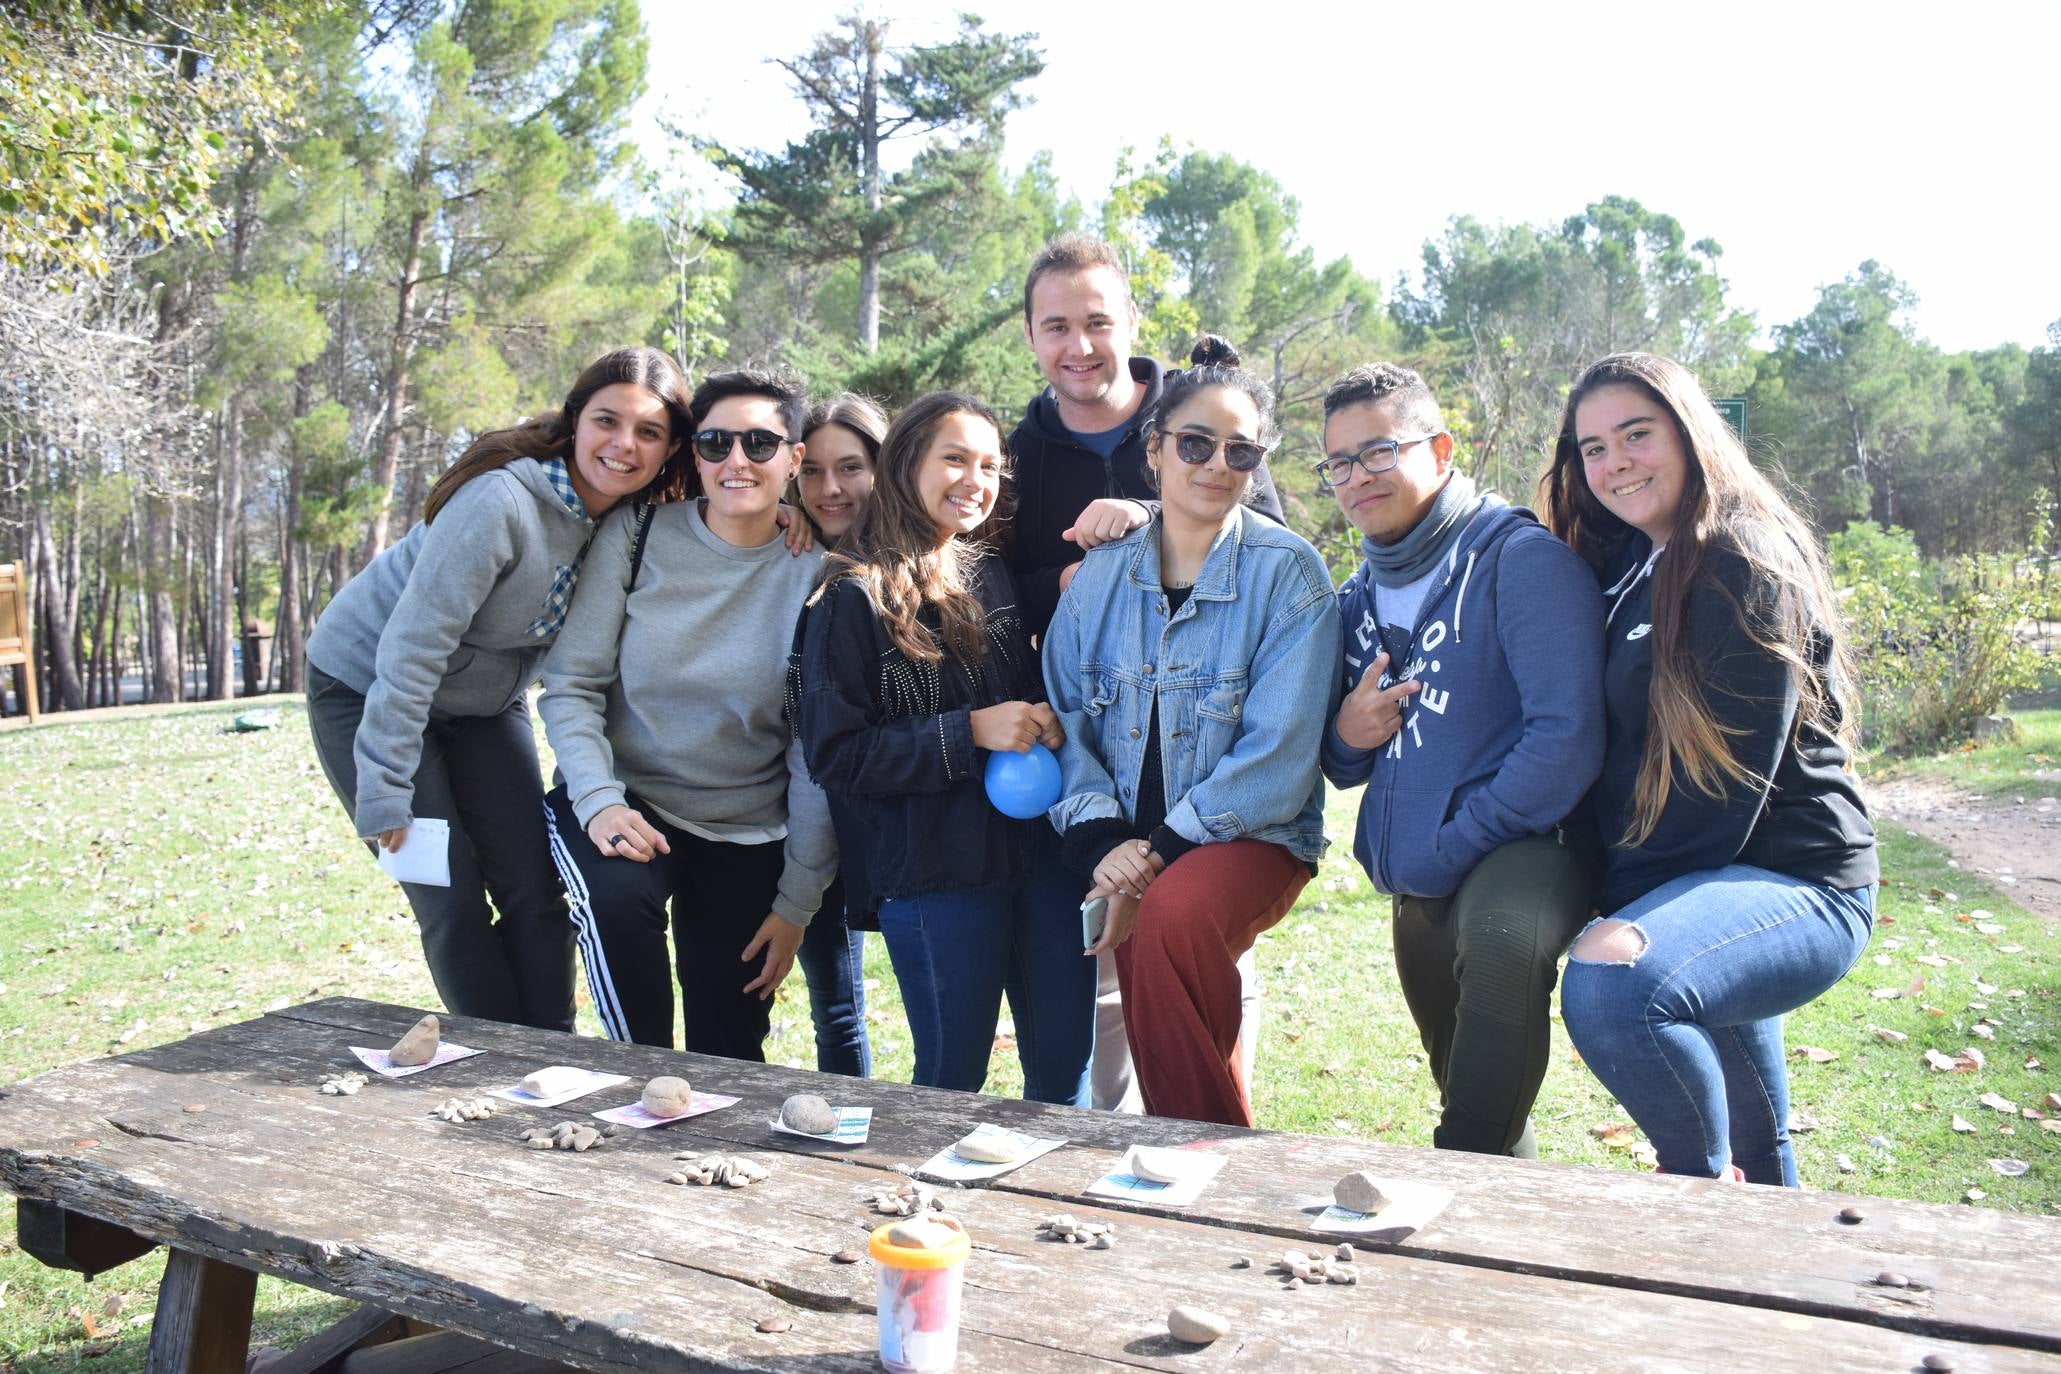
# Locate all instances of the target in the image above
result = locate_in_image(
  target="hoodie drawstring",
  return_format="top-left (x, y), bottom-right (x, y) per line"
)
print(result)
top-left (1451, 549), bottom-right (1478, 643)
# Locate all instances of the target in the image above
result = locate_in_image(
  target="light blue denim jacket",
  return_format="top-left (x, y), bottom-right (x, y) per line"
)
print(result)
top-left (1043, 505), bottom-right (1343, 863)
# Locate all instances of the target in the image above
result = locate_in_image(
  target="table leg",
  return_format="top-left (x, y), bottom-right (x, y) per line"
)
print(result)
top-left (146, 1249), bottom-right (258, 1374)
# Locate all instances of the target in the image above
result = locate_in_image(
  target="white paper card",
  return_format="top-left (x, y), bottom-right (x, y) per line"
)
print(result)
top-left (489, 1068), bottom-right (629, 1109)
top-left (591, 1092), bottom-right (740, 1128)
top-left (375, 817), bottom-right (451, 888)
top-left (769, 1105), bottom-right (872, 1144)
top-left (916, 1125), bottom-right (1067, 1181)
top-left (349, 1042), bottom-right (483, 1077)
top-left (1084, 1144), bottom-right (1228, 1207)
top-left (1305, 1180), bottom-right (1456, 1237)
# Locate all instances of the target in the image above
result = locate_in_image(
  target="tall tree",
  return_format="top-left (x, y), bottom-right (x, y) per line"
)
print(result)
top-left (710, 12), bottom-right (1043, 351)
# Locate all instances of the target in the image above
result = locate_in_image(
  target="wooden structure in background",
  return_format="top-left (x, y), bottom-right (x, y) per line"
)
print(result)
top-left (0, 561), bottom-right (38, 723)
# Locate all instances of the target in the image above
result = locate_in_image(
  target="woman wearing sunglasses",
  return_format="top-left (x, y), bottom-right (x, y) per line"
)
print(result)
top-left (539, 366), bottom-right (837, 1057)
top-left (797, 392), bottom-right (1094, 1103)
top-left (780, 392), bottom-right (890, 1077)
top-left (306, 347), bottom-right (689, 1033)
top-left (1043, 336), bottom-right (1342, 1126)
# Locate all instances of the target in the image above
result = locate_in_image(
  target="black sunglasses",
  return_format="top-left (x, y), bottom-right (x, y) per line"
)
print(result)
top-left (692, 428), bottom-right (793, 464)
top-left (1165, 428), bottom-right (1269, 472)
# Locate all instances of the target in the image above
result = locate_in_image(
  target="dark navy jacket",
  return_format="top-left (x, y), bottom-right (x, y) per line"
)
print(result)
top-left (1322, 499), bottom-right (1605, 899)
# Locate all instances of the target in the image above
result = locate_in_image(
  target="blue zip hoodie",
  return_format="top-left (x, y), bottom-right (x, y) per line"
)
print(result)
top-left (1320, 497), bottom-right (1605, 899)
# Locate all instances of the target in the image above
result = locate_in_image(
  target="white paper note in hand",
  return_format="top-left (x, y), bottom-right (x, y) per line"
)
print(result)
top-left (375, 817), bottom-right (451, 888)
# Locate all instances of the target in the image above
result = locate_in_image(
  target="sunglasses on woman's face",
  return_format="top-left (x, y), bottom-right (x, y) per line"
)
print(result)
top-left (1166, 428), bottom-right (1269, 472)
top-left (692, 428), bottom-right (793, 464)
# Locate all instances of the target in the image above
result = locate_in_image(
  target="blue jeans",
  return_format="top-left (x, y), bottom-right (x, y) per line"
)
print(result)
top-left (1562, 864), bottom-right (1874, 1185)
top-left (796, 874), bottom-right (872, 1078)
top-left (876, 857), bottom-right (1094, 1106)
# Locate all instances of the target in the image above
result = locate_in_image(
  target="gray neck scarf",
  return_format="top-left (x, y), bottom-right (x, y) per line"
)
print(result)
top-left (1361, 471), bottom-right (1481, 588)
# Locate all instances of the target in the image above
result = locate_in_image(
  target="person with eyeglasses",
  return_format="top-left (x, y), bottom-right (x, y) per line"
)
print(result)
top-left (1317, 362), bottom-right (1604, 1157)
top-left (1044, 336), bottom-right (1341, 1127)
top-left (797, 392), bottom-right (1094, 1103)
top-left (538, 365), bottom-right (836, 1056)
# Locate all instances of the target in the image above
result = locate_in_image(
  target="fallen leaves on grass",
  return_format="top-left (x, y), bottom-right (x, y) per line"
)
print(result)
top-left (1979, 1092), bottom-right (2019, 1114)
top-left (1924, 1048), bottom-right (1983, 1072)
top-left (1792, 1046), bottom-right (1839, 1063)
top-left (1971, 1022), bottom-right (1996, 1041)
top-left (1952, 1115), bottom-right (1977, 1133)
top-left (1873, 1027), bottom-right (1909, 1044)
top-left (1592, 1122), bottom-right (1639, 1149)
top-left (1988, 1159), bottom-right (2029, 1178)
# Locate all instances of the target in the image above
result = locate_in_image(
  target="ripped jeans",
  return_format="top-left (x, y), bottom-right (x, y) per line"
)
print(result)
top-left (1561, 865), bottom-right (1873, 1185)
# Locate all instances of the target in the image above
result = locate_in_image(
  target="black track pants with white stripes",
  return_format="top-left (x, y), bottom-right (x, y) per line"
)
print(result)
top-left (543, 783), bottom-right (784, 1056)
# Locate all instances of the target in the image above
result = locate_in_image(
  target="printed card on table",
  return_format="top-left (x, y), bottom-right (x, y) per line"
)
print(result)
top-left (769, 1106), bottom-right (873, 1145)
top-left (1306, 1180), bottom-right (1456, 1236)
top-left (349, 1042), bottom-right (484, 1077)
top-left (374, 817), bottom-right (451, 888)
top-left (916, 1124), bottom-right (1067, 1182)
top-left (1084, 1144), bottom-right (1228, 1208)
top-left (592, 1092), bottom-right (739, 1128)
top-left (488, 1069), bottom-right (628, 1109)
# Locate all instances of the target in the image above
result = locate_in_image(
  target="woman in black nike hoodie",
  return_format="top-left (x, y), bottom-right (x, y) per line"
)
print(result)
top-left (1541, 352), bottom-right (1876, 1187)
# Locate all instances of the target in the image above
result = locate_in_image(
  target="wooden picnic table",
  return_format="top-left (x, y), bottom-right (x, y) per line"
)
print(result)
top-left (1, 997), bottom-right (2057, 1373)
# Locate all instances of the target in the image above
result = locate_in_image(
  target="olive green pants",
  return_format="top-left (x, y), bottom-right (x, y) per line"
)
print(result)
top-left (1392, 833), bottom-right (1592, 1157)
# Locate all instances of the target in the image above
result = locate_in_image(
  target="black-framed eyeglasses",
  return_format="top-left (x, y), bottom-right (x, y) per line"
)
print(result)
top-left (1312, 432), bottom-right (1444, 490)
top-left (1163, 429), bottom-right (1270, 473)
top-left (692, 428), bottom-right (793, 464)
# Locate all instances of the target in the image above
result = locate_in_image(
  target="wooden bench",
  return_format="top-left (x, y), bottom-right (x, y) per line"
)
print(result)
top-left (2, 997), bottom-right (2057, 1371)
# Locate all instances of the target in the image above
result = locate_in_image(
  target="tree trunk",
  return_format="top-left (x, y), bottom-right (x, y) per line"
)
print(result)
top-left (212, 153), bottom-right (261, 700)
top-left (237, 521), bottom-right (259, 697)
top-left (276, 368), bottom-right (313, 693)
top-left (32, 505), bottom-right (85, 710)
top-left (144, 494), bottom-right (182, 702)
top-left (856, 21), bottom-right (883, 352)
top-left (360, 196), bottom-right (433, 566)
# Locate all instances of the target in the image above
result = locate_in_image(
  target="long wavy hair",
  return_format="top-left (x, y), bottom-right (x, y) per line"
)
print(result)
top-left (818, 391), bottom-right (1008, 666)
top-left (423, 347), bottom-right (692, 523)
top-left (1539, 352), bottom-right (1858, 846)
top-left (790, 392), bottom-right (890, 544)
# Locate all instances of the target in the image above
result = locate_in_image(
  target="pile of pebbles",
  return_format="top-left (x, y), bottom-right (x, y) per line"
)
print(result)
top-left (668, 1154), bottom-right (770, 1187)
top-left (1036, 1213), bottom-right (1115, 1249)
top-left (1266, 1244), bottom-right (1360, 1288)
top-left (866, 1179), bottom-right (945, 1217)
top-left (518, 1122), bottom-right (616, 1152)
top-left (430, 1096), bottom-right (497, 1123)
top-left (317, 1072), bottom-right (368, 1096)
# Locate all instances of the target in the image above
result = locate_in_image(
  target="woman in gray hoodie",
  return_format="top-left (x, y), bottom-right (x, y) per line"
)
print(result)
top-left (305, 347), bottom-right (691, 1031)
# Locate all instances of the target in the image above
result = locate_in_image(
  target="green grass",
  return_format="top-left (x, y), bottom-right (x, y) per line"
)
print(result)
top-left (1867, 706), bottom-right (2061, 801)
top-left (0, 702), bottom-right (2055, 1369)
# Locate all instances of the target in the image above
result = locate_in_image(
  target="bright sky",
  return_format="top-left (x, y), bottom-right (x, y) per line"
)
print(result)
top-left (634, 1), bottom-right (2060, 354)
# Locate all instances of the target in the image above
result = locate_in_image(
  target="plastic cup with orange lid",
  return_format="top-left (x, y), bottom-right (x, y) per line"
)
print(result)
top-left (869, 1214), bottom-right (971, 1373)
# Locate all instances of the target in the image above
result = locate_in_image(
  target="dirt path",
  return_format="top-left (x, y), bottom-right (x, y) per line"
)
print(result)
top-left (1865, 776), bottom-right (2061, 919)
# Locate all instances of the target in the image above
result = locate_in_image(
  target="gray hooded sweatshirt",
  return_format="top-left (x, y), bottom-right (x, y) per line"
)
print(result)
top-left (537, 500), bottom-right (835, 927)
top-left (306, 458), bottom-right (594, 838)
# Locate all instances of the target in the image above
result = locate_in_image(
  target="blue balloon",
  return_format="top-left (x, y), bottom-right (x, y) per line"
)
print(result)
top-left (984, 742), bottom-right (1062, 819)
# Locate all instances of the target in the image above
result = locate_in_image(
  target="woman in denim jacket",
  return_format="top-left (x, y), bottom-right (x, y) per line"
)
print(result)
top-left (1044, 337), bottom-right (1343, 1126)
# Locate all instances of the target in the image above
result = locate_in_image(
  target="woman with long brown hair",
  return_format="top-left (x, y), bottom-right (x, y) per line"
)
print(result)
top-left (1541, 351), bottom-right (1876, 1186)
top-left (797, 391), bottom-right (1094, 1102)
top-left (305, 346), bottom-right (691, 1031)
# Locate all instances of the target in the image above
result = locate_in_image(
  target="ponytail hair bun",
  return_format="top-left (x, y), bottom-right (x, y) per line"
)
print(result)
top-left (1189, 333), bottom-right (1241, 369)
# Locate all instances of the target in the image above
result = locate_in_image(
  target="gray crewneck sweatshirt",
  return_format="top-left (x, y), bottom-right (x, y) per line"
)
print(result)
top-left (305, 458), bottom-right (594, 837)
top-left (538, 500), bottom-right (835, 926)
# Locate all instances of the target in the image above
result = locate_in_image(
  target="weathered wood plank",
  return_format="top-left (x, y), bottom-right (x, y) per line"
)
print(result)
top-left (16, 1197), bottom-right (159, 1276)
top-left (252, 997), bottom-right (2061, 1353)
top-left (2, 1019), bottom-right (2058, 1374)
top-left (251, 1305), bottom-right (409, 1374)
top-left (146, 1249), bottom-right (258, 1374)
top-left (336, 1330), bottom-right (575, 1374)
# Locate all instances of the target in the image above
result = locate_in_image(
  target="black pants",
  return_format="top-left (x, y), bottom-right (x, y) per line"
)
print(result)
top-left (304, 664), bottom-right (574, 1031)
top-left (1392, 832), bottom-right (1590, 1157)
top-left (543, 783), bottom-right (784, 1058)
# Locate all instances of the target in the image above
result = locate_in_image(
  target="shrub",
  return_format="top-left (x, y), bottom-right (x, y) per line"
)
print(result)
top-left (1829, 519), bottom-right (2051, 755)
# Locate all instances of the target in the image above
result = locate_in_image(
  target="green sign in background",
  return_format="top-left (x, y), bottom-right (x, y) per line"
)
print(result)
top-left (1714, 397), bottom-right (1748, 439)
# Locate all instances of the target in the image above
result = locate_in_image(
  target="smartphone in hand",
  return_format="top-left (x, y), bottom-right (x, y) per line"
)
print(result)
top-left (1080, 895), bottom-right (1108, 950)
